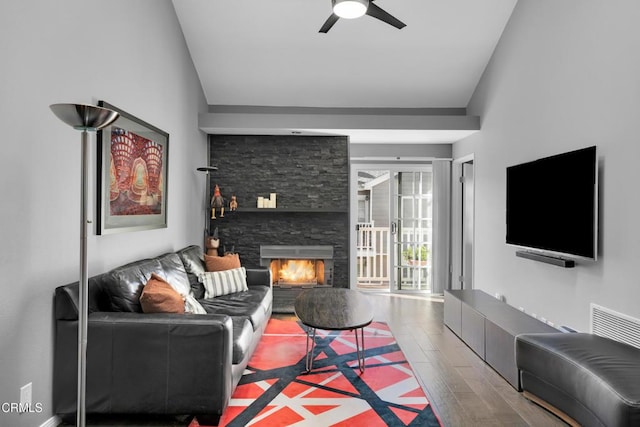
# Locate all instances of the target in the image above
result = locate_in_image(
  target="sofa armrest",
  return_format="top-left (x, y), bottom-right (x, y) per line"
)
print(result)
top-left (54, 312), bottom-right (233, 417)
top-left (245, 267), bottom-right (271, 288)
top-left (55, 284), bottom-right (79, 320)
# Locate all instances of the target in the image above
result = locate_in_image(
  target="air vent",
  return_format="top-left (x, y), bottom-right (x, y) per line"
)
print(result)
top-left (590, 303), bottom-right (640, 350)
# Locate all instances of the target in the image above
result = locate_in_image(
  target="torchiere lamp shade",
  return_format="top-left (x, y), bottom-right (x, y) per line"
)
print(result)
top-left (50, 103), bottom-right (119, 131)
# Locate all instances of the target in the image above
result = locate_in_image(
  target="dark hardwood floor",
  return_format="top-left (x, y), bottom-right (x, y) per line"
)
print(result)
top-left (365, 292), bottom-right (565, 427)
top-left (63, 293), bottom-right (565, 426)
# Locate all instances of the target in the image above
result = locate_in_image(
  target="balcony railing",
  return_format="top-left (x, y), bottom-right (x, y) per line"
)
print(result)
top-left (356, 224), bottom-right (389, 286)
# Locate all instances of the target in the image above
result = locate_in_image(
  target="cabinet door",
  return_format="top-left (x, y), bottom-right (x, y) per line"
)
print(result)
top-left (485, 320), bottom-right (518, 389)
top-left (444, 291), bottom-right (462, 337)
top-left (461, 303), bottom-right (485, 359)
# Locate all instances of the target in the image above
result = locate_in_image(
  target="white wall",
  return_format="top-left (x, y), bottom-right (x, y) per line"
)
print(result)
top-left (454, 0), bottom-right (640, 331)
top-left (0, 1), bottom-right (207, 425)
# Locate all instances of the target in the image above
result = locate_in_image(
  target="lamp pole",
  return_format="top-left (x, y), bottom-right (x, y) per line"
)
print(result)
top-left (50, 103), bottom-right (119, 427)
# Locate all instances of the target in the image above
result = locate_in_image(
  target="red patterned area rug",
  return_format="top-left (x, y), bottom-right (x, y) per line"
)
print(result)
top-left (191, 319), bottom-right (441, 427)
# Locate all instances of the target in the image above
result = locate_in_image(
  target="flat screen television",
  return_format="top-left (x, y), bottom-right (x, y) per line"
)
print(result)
top-left (506, 146), bottom-right (598, 260)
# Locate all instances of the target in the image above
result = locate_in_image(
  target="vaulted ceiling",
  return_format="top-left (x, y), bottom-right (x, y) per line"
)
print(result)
top-left (172, 0), bottom-right (518, 143)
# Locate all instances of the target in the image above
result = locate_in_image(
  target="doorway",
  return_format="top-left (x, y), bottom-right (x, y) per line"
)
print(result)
top-left (452, 155), bottom-right (475, 290)
top-left (352, 165), bottom-right (434, 292)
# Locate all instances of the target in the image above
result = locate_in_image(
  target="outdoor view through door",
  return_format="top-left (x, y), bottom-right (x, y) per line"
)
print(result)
top-left (356, 169), bottom-right (433, 291)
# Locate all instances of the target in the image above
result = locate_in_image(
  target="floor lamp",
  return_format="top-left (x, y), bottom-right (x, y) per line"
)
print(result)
top-left (197, 166), bottom-right (218, 243)
top-left (50, 103), bottom-right (119, 427)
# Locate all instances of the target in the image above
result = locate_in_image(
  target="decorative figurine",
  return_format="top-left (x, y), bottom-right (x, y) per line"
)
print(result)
top-left (229, 194), bottom-right (238, 211)
top-left (206, 227), bottom-right (220, 249)
top-left (206, 227), bottom-right (220, 256)
top-left (210, 184), bottom-right (225, 219)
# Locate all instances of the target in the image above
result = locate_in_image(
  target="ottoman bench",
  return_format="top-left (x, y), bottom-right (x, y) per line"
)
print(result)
top-left (515, 333), bottom-right (640, 426)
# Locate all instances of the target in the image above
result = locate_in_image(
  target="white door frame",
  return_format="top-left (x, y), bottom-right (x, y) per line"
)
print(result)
top-left (451, 154), bottom-right (475, 290)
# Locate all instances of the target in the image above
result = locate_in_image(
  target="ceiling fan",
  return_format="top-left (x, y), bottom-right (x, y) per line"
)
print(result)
top-left (320, 0), bottom-right (406, 33)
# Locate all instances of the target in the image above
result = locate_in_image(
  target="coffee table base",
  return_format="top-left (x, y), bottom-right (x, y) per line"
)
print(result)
top-left (304, 326), bottom-right (367, 373)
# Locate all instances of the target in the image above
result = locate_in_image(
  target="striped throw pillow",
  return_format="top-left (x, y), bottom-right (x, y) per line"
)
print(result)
top-left (184, 293), bottom-right (207, 314)
top-left (199, 267), bottom-right (248, 298)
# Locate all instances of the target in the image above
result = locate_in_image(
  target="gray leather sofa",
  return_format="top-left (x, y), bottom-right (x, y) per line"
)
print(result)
top-left (53, 245), bottom-right (272, 424)
top-left (516, 333), bottom-right (640, 426)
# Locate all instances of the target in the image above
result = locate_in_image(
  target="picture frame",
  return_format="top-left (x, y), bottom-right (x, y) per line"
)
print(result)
top-left (96, 101), bottom-right (169, 235)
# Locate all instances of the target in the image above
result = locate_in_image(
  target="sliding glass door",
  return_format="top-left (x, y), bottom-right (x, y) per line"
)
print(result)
top-left (354, 166), bottom-right (434, 292)
top-left (355, 169), bottom-right (391, 290)
top-left (393, 171), bottom-right (432, 291)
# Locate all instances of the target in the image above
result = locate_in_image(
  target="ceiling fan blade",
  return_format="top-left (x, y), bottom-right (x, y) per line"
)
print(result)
top-left (319, 13), bottom-right (340, 33)
top-left (366, 2), bottom-right (406, 29)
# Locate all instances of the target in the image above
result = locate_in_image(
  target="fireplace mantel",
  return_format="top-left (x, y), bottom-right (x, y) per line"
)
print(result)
top-left (261, 245), bottom-right (334, 260)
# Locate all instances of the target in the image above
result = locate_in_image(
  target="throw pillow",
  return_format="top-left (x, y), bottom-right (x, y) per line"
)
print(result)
top-left (199, 267), bottom-right (248, 298)
top-left (177, 246), bottom-right (207, 299)
top-left (204, 253), bottom-right (241, 272)
top-left (140, 273), bottom-right (185, 314)
top-left (184, 293), bottom-right (207, 314)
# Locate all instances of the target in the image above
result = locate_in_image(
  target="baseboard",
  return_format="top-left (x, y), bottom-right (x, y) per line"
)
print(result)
top-left (40, 415), bottom-right (61, 427)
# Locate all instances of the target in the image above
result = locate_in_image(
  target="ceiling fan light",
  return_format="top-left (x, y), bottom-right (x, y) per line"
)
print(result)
top-left (333, 0), bottom-right (368, 19)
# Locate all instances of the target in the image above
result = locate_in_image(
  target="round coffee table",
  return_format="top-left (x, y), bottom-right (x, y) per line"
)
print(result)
top-left (294, 287), bottom-right (373, 373)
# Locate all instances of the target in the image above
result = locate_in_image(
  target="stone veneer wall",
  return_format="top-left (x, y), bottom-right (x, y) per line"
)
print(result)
top-left (208, 134), bottom-right (350, 288)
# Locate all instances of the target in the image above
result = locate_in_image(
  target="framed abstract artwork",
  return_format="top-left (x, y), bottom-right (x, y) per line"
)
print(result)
top-left (97, 101), bottom-right (169, 234)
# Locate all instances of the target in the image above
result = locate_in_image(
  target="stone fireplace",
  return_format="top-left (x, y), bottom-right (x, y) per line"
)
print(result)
top-left (260, 245), bottom-right (334, 287)
top-left (209, 134), bottom-right (349, 313)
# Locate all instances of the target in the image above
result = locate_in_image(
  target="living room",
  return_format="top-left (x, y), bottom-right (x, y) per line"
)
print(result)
top-left (3, 1), bottom-right (640, 426)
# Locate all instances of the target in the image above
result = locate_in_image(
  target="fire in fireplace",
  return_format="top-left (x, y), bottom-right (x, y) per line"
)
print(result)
top-left (260, 245), bottom-right (333, 287)
top-left (270, 259), bottom-right (325, 286)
